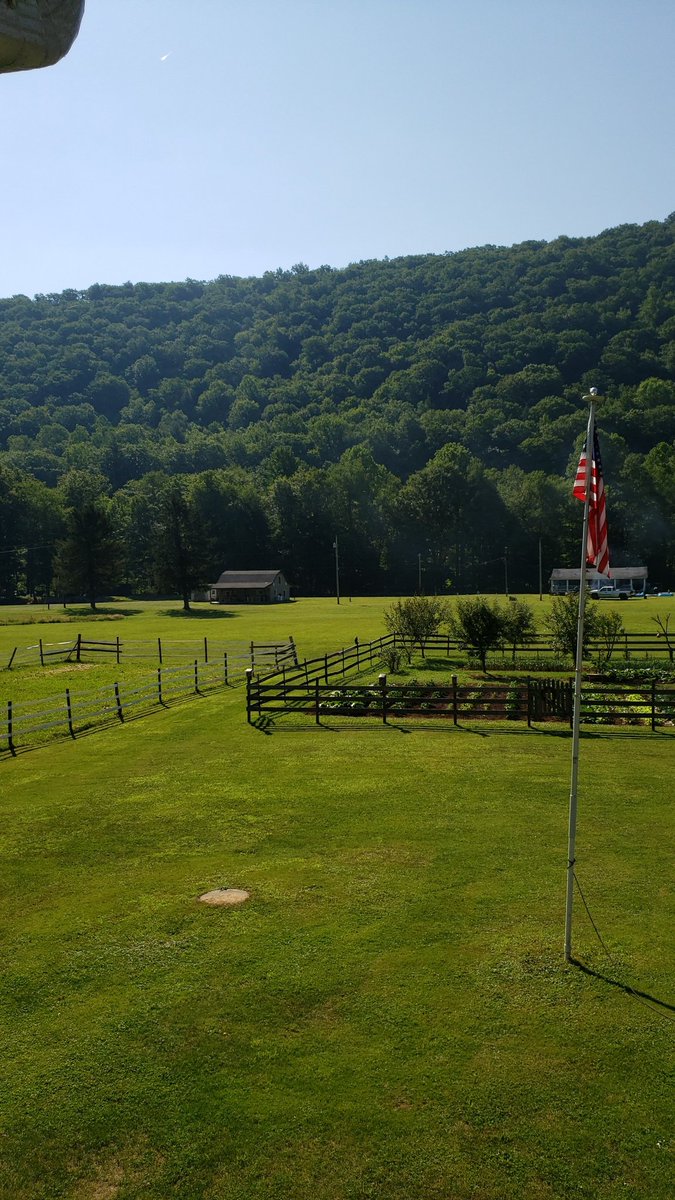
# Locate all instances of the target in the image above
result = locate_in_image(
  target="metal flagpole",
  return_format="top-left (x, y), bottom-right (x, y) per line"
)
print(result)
top-left (564, 390), bottom-right (597, 961)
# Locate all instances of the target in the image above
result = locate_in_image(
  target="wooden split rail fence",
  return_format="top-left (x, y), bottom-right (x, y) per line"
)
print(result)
top-left (5, 634), bottom-right (297, 676)
top-left (2, 658), bottom-right (231, 754)
top-left (377, 630), bottom-right (674, 662)
top-left (1, 638), bottom-right (294, 748)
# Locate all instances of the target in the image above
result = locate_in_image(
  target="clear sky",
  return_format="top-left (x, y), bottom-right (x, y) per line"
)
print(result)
top-left (2, 0), bottom-right (674, 299)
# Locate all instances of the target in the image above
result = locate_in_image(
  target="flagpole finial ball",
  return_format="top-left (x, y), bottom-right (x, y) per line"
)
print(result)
top-left (589, 387), bottom-right (598, 396)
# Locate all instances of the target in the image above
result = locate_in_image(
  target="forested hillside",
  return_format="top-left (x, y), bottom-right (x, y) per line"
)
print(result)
top-left (1, 215), bottom-right (674, 600)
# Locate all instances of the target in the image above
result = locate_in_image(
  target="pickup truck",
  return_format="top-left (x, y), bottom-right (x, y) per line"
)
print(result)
top-left (590, 585), bottom-right (632, 600)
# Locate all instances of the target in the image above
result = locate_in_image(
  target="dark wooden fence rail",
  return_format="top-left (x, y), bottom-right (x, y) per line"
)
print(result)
top-left (248, 634), bottom-right (395, 703)
top-left (388, 631), bottom-right (674, 661)
top-left (246, 673), bottom-right (675, 731)
top-left (249, 631), bottom-right (674, 690)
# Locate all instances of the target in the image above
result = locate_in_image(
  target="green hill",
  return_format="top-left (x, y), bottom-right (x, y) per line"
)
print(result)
top-left (1, 216), bottom-right (674, 599)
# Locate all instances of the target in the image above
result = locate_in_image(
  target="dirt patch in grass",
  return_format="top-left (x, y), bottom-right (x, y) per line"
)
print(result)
top-left (71, 1137), bottom-right (161, 1199)
top-left (46, 663), bottom-right (97, 675)
top-left (198, 887), bottom-right (250, 906)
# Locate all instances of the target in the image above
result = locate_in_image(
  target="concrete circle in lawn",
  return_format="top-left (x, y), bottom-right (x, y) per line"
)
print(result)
top-left (198, 888), bottom-right (250, 907)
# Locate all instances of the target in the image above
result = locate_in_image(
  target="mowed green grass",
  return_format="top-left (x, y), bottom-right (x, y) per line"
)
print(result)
top-left (0, 600), bottom-right (673, 1198)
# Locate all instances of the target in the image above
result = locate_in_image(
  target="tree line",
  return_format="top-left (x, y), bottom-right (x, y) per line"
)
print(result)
top-left (1, 216), bottom-right (674, 601)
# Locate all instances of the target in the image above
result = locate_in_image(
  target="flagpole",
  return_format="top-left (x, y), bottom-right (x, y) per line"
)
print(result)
top-left (564, 390), bottom-right (597, 962)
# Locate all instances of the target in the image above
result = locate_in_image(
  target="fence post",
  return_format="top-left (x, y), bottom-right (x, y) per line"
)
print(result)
top-left (526, 676), bottom-right (532, 728)
top-left (355, 637), bottom-right (360, 670)
top-left (157, 666), bottom-right (163, 706)
top-left (341, 647), bottom-right (346, 676)
top-left (158, 637), bottom-right (163, 665)
top-left (114, 682), bottom-right (124, 722)
top-left (65, 687), bottom-right (74, 737)
top-left (282, 665), bottom-right (287, 700)
top-left (304, 659), bottom-right (309, 686)
top-left (194, 660), bottom-right (200, 694)
top-left (39, 638), bottom-right (44, 667)
top-left (7, 699), bottom-right (14, 753)
top-left (651, 679), bottom-right (656, 731)
top-left (379, 673), bottom-right (388, 724)
top-left (324, 654), bottom-right (329, 684)
top-left (315, 678), bottom-right (320, 724)
top-left (76, 633), bottom-right (82, 663)
top-left (223, 651), bottom-right (229, 686)
top-left (290, 636), bottom-right (298, 666)
top-left (246, 668), bottom-right (253, 723)
top-left (452, 674), bottom-right (458, 726)
top-left (7, 647), bottom-right (17, 669)
top-left (250, 641), bottom-right (255, 670)
top-left (204, 636), bottom-right (208, 664)
top-left (116, 636), bottom-right (121, 665)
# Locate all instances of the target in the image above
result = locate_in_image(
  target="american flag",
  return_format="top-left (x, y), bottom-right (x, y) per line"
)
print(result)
top-left (573, 422), bottom-right (610, 576)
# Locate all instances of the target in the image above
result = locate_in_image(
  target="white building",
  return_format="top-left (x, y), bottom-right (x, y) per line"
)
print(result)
top-left (549, 567), bottom-right (648, 595)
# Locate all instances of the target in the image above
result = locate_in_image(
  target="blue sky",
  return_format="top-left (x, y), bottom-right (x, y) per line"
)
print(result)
top-left (2, 0), bottom-right (674, 298)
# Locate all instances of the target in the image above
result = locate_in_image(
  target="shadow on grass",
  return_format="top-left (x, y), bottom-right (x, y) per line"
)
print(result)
top-left (160, 608), bottom-right (237, 619)
top-left (570, 957), bottom-right (675, 1016)
top-left (253, 720), bottom-right (553, 737)
top-left (1, 606), bottom-right (146, 623)
top-left (253, 719), bottom-right (674, 740)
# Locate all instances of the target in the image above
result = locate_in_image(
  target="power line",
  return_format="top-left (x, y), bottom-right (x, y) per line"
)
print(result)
top-left (0, 542), bottom-right (56, 555)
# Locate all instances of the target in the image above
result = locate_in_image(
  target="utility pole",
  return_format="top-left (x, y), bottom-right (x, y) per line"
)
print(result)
top-left (333, 536), bottom-right (340, 605)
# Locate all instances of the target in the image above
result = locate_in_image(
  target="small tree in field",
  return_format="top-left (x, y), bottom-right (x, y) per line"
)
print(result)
top-left (543, 593), bottom-right (599, 662)
top-left (500, 598), bottom-right (537, 661)
top-left (383, 596), bottom-right (450, 662)
top-left (595, 609), bottom-right (625, 664)
top-left (448, 597), bottom-right (505, 673)
top-left (651, 612), bottom-right (674, 662)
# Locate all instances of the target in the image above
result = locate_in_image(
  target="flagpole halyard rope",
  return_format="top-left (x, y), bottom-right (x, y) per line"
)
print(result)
top-left (572, 868), bottom-right (675, 1025)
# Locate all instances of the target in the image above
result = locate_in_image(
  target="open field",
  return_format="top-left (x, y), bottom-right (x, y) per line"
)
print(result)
top-left (1, 599), bottom-right (673, 1198)
top-left (2, 592), bottom-right (675, 649)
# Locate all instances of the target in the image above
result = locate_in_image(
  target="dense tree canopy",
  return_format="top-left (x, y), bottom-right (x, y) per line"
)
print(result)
top-left (1, 216), bottom-right (674, 599)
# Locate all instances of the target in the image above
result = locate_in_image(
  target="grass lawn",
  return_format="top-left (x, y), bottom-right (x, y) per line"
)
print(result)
top-left (1, 599), bottom-right (673, 1198)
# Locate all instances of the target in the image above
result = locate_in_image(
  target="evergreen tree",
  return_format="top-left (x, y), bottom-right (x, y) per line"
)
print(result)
top-left (53, 500), bottom-right (122, 610)
top-left (153, 482), bottom-right (210, 612)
